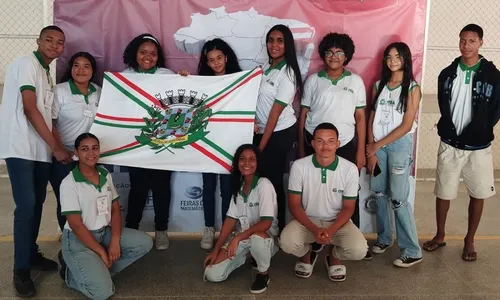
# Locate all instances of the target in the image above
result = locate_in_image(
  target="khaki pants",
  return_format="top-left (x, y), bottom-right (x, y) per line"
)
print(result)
top-left (279, 219), bottom-right (367, 261)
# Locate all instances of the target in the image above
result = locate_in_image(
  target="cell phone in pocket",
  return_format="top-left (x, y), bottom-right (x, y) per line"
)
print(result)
top-left (373, 164), bottom-right (382, 177)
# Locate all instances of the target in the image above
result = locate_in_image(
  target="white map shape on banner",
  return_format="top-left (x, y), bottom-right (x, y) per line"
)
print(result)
top-left (174, 6), bottom-right (315, 78)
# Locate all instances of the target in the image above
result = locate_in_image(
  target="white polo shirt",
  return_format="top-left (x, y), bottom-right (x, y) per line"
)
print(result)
top-left (372, 80), bottom-right (419, 142)
top-left (52, 80), bottom-right (101, 151)
top-left (255, 60), bottom-right (297, 133)
top-left (301, 70), bottom-right (366, 146)
top-left (60, 166), bottom-right (120, 231)
top-left (288, 154), bottom-right (359, 221)
top-left (123, 67), bottom-right (174, 75)
top-left (226, 176), bottom-right (279, 238)
top-left (0, 51), bottom-right (54, 162)
top-left (451, 59), bottom-right (481, 136)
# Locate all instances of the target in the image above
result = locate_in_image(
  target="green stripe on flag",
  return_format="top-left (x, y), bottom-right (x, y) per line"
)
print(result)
top-left (202, 69), bottom-right (255, 106)
top-left (101, 144), bottom-right (145, 158)
top-left (212, 111), bottom-right (255, 115)
top-left (104, 73), bottom-right (151, 112)
top-left (200, 137), bottom-right (233, 161)
top-left (94, 120), bottom-right (144, 129)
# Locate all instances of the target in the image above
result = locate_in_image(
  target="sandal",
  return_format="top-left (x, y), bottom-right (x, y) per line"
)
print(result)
top-left (295, 251), bottom-right (318, 278)
top-left (324, 255), bottom-right (346, 282)
top-left (462, 248), bottom-right (477, 262)
top-left (423, 240), bottom-right (446, 252)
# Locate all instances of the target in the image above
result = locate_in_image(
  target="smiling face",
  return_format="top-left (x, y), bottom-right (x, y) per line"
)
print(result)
top-left (136, 41), bottom-right (158, 71)
top-left (71, 56), bottom-right (93, 85)
top-left (75, 137), bottom-right (100, 168)
top-left (238, 149), bottom-right (257, 177)
top-left (385, 47), bottom-right (404, 72)
top-left (324, 47), bottom-right (347, 71)
top-left (37, 29), bottom-right (65, 61)
top-left (267, 30), bottom-right (285, 60)
top-left (459, 31), bottom-right (482, 60)
top-left (207, 49), bottom-right (226, 75)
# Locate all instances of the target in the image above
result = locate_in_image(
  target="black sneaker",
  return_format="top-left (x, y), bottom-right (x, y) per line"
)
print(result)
top-left (393, 256), bottom-right (423, 268)
top-left (31, 252), bottom-right (58, 271)
top-left (371, 243), bottom-right (391, 254)
top-left (363, 250), bottom-right (373, 261)
top-left (311, 242), bottom-right (324, 253)
top-left (57, 250), bottom-right (66, 281)
top-left (250, 273), bottom-right (270, 294)
top-left (13, 270), bottom-right (36, 298)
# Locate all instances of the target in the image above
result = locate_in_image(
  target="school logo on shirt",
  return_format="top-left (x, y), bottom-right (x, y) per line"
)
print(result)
top-left (135, 89), bottom-right (211, 153)
top-left (249, 202), bottom-right (260, 208)
top-left (332, 188), bottom-right (344, 194)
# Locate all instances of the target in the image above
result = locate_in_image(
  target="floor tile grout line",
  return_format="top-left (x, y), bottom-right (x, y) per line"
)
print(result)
top-left (433, 249), bottom-right (481, 294)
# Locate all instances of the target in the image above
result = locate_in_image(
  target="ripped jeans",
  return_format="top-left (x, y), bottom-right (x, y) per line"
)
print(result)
top-left (370, 134), bottom-right (421, 258)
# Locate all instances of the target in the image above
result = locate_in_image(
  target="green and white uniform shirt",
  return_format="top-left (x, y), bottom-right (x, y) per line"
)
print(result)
top-left (60, 166), bottom-right (120, 231)
top-left (302, 70), bottom-right (366, 146)
top-left (52, 80), bottom-right (101, 151)
top-left (0, 51), bottom-right (54, 162)
top-left (451, 59), bottom-right (482, 136)
top-left (123, 67), bottom-right (174, 75)
top-left (226, 176), bottom-right (279, 238)
top-left (288, 155), bottom-right (359, 221)
top-left (372, 80), bottom-right (419, 142)
top-left (255, 61), bottom-right (297, 133)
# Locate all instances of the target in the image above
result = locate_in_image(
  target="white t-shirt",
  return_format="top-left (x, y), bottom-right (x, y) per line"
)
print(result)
top-left (122, 67), bottom-right (174, 75)
top-left (226, 176), bottom-right (279, 238)
top-left (60, 166), bottom-right (120, 231)
top-left (451, 59), bottom-right (481, 136)
top-left (255, 61), bottom-right (297, 133)
top-left (288, 155), bottom-right (359, 221)
top-left (52, 80), bottom-right (101, 151)
top-left (372, 81), bottom-right (419, 142)
top-left (0, 51), bottom-right (54, 162)
top-left (302, 70), bottom-right (366, 146)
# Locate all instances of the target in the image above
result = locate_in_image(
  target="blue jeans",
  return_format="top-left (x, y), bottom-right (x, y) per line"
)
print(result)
top-left (61, 227), bottom-right (153, 300)
top-left (49, 157), bottom-right (77, 231)
top-left (5, 158), bottom-right (50, 271)
top-left (370, 134), bottom-right (422, 258)
top-left (202, 173), bottom-right (231, 227)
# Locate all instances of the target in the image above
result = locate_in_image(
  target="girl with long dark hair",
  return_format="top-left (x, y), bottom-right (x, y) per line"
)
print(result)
top-left (254, 24), bottom-right (303, 230)
top-left (203, 144), bottom-right (278, 294)
top-left (366, 42), bottom-right (422, 268)
top-left (50, 52), bottom-right (101, 231)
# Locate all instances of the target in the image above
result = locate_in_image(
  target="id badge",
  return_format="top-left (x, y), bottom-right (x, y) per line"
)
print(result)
top-left (83, 109), bottom-right (93, 118)
top-left (45, 90), bottom-right (54, 108)
top-left (239, 216), bottom-right (249, 231)
top-left (97, 195), bottom-right (109, 216)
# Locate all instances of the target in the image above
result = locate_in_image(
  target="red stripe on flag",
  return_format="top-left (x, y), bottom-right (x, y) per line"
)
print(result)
top-left (205, 69), bottom-right (263, 109)
top-left (112, 72), bottom-right (163, 107)
top-left (191, 142), bottom-right (231, 171)
top-left (102, 141), bottom-right (140, 154)
top-left (96, 113), bottom-right (145, 123)
top-left (208, 118), bottom-right (254, 123)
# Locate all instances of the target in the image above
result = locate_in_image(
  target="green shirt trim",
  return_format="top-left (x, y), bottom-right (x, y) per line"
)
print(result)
top-left (274, 99), bottom-right (287, 107)
top-left (33, 51), bottom-right (50, 71)
top-left (137, 66), bottom-right (157, 74)
top-left (264, 60), bottom-right (287, 75)
top-left (300, 104), bottom-right (310, 109)
top-left (318, 69), bottom-right (352, 85)
top-left (112, 196), bottom-right (120, 202)
top-left (71, 166), bottom-right (109, 192)
top-left (62, 210), bottom-right (82, 216)
top-left (260, 216), bottom-right (274, 220)
top-left (459, 59), bottom-right (481, 85)
top-left (355, 105), bottom-right (366, 109)
top-left (20, 85), bottom-right (36, 92)
top-left (288, 190), bottom-right (302, 195)
top-left (343, 196), bottom-right (357, 200)
top-left (69, 80), bottom-right (97, 104)
top-left (238, 176), bottom-right (259, 203)
top-left (312, 155), bottom-right (339, 183)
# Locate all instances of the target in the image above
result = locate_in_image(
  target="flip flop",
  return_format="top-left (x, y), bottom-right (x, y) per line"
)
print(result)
top-left (325, 255), bottom-right (346, 282)
top-left (295, 251), bottom-right (318, 278)
top-left (423, 240), bottom-right (447, 252)
top-left (462, 248), bottom-right (477, 262)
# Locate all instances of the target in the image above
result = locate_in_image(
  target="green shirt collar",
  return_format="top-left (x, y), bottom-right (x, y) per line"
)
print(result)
top-left (72, 166), bottom-right (109, 192)
top-left (137, 66), bottom-right (157, 74)
top-left (264, 60), bottom-right (287, 75)
top-left (312, 154), bottom-right (339, 171)
top-left (459, 58), bottom-right (481, 72)
top-left (33, 51), bottom-right (50, 71)
top-left (69, 79), bottom-right (97, 96)
top-left (239, 175), bottom-right (260, 203)
top-left (318, 69), bottom-right (351, 85)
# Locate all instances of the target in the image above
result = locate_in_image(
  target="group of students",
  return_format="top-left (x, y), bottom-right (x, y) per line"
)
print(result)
top-left (1, 21), bottom-right (498, 299)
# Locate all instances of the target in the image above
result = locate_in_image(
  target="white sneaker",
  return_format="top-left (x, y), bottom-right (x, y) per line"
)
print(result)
top-left (200, 227), bottom-right (215, 250)
top-left (155, 230), bottom-right (169, 250)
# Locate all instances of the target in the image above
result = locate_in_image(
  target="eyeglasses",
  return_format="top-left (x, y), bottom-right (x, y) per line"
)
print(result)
top-left (325, 50), bottom-right (345, 58)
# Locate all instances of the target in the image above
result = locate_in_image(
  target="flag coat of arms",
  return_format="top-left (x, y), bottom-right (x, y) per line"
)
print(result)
top-left (91, 68), bottom-right (263, 173)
